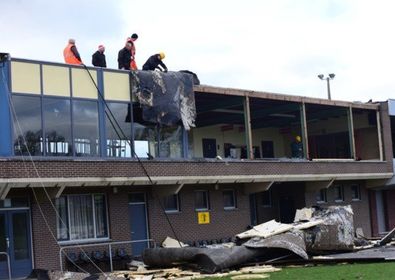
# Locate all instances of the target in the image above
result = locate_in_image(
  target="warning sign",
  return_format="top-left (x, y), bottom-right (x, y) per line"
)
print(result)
top-left (197, 212), bottom-right (210, 224)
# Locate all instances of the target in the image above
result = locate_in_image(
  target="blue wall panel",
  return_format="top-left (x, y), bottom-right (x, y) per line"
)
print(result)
top-left (0, 59), bottom-right (12, 156)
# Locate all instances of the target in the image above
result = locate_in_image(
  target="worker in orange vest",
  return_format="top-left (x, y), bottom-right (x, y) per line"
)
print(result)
top-left (63, 39), bottom-right (82, 65)
top-left (127, 33), bottom-right (138, 70)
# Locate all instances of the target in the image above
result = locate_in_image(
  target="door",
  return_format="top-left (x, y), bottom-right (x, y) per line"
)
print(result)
top-left (202, 138), bottom-right (217, 158)
top-left (279, 196), bottom-right (296, 223)
top-left (0, 210), bottom-right (32, 279)
top-left (128, 193), bottom-right (149, 257)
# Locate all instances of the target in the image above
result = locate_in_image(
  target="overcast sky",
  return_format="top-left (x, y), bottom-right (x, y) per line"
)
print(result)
top-left (2, 0), bottom-right (395, 102)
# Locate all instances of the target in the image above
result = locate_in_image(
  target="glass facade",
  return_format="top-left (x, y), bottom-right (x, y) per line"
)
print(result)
top-left (73, 100), bottom-right (99, 157)
top-left (159, 126), bottom-right (183, 158)
top-left (105, 102), bottom-right (132, 157)
top-left (43, 97), bottom-right (72, 156)
top-left (134, 123), bottom-right (157, 158)
top-left (12, 95), bottom-right (43, 156)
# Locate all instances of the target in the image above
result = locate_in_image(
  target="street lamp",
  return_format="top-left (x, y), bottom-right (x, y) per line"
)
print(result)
top-left (318, 73), bottom-right (335, 100)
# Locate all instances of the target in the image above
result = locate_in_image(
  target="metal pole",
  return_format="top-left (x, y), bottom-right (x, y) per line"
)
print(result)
top-left (59, 249), bottom-right (64, 272)
top-left (326, 78), bottom-right (331, 100)
top-left (109, 244), bottom-right (113, 272)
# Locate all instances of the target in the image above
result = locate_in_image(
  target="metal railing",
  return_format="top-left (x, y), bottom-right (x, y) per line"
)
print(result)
top-left (59, 239), bottom-right (155, 273)
top-left (0, 252), bottom-right (11, 280)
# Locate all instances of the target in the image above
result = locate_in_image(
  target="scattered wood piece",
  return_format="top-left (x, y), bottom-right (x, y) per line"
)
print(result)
top-left (240, 265), bottom-right (281, 274)
top-left (231, 274), bottom-right (270, 279)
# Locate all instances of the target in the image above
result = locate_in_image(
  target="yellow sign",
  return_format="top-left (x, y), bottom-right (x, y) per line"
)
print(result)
top-left (198, 212), bottom-right (210, 224)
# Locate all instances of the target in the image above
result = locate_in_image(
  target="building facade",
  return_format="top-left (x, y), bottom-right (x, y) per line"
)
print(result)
top-left (0, 54), bottom-right (393, 278)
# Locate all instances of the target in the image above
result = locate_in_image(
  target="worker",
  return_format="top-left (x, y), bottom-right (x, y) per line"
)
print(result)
top-left (127, 33), bottom-right (138, 70)
top-left (291, 135), bottom-right (303, 158)
top-left (118, 42), bottom-right (132, 70)
top-left (92, 45), bottom-right (107, 68)
top-left (142, 52), bottom-right (168, 72)
top-left (63, 38), bottom-right (82, 65)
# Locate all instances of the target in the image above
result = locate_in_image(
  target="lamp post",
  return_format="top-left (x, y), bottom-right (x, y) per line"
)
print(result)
top-left (318, 73), bottom-right (335, 100)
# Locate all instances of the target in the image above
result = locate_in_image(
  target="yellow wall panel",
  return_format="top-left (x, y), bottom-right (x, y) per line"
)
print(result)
top-left (103, 71), bottom-right (130, 101)
top-left (72, 68), bottom-right (97, 99)
top-left (11, 61), bottom-right (41, 94)
top-left (42, 65), bottom-right (70, 97)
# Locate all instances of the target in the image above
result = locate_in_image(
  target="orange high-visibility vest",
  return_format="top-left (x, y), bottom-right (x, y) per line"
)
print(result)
top-left (130, 59), bottom-right (137, 70)
top-left (63, 44), bottom-right (82, 65)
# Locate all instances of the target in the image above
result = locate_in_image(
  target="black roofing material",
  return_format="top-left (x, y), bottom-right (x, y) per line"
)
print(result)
top-left (130, 71), bottom-right (196, 130)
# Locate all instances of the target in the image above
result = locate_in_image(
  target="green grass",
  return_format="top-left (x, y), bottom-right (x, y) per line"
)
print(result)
top-left (206, 263), bottom-right (395, 280)
top-left (268, 263), bottom-right (395, 280)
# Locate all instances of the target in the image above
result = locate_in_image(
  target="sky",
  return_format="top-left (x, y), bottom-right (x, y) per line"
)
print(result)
top-left (1, 0), bottom-right (395, 102)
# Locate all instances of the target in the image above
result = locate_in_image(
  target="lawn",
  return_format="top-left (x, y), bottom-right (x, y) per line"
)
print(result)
top-left (268, 263), bottom-right (395, 280)
top-left (205, 263), bottom-right (395, 280)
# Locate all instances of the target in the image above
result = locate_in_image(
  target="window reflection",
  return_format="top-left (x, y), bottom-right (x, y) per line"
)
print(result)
top-left (73, 100), bottom-right (99, 157)
top-left (12, 95), bottom-right (43, 156)
top-left (43, 98), bottom-right (72, 156)
top-left (106, 102), bottom-right (132, 157)
top-left (134, 123), bottom-right (157, 158)
top-left (159, 125), bottom-right (183, 158)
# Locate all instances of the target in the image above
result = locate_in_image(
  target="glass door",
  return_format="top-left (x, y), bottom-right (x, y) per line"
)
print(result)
top-left (0, 210), bottom-right (32, 279)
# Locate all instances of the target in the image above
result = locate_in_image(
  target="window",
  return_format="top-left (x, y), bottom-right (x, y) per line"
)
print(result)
top-left (261, 190), bottom-right (272, 207)
top-left (106, 102), bottom-right (132, 157)
top-left (12, 95), bottom-right (43, 156)
top-left (134, 122), bottom-right (157, 158)
top-left (334, 185), bottom-right (344, 202)
top-left (43, 97), bottom-right (72, 156)
top-left (223, 190), bottom-right (236, 209)
top-left (351, 184), bottom-right (361, 201)
top-left (56, 194), bottom-right (108, 241)
top-left (73, 100), bottom-right (99, 157)
top-left (316, 189), bottom-right (327, 203)
top-left (195, 190), bottom-right (209, 210)
top-left (164, 194), bottom-right (180, 212)
top-left (159, 126), bottom-right (183, 158)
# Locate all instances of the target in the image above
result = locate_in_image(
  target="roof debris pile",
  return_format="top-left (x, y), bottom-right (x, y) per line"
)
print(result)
top-left (142, 205), bottom-right (395, 274)
top-left (130, 71), bottom-right (197, 130)
top-left (30, 205), bottom-right (395, 279)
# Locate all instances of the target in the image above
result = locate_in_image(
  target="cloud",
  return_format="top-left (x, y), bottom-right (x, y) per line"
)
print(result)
top-left (2, 0), bottom-right (395, 102)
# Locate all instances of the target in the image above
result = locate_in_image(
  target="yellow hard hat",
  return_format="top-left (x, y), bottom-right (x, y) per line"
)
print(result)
top-left (295, 135), bottom-right (302, 142)
top-left (159, 52), bottom-right (165, 60)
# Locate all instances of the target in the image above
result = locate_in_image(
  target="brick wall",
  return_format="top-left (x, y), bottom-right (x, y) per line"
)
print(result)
top-left (147, 184), bottom-right (251, 244)
top-left (0, 159), bottom-right (391, 180)
top-left (304, 182), bottom-right (372, 237)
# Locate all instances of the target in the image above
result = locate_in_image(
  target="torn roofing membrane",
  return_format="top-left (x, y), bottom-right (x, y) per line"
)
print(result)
top-left (130, 71), bottom-right (196, 130)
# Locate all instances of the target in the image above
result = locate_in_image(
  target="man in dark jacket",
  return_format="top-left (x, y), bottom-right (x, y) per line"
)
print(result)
top-left (92, 45), bottom-right (106, 67)
top-left (142, 52), bottom-right (168, 72)
top-left (118, 43), bottom-right (132, 70)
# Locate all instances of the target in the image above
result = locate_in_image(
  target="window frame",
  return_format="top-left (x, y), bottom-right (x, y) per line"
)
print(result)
top-left (351, 184), bottom-right (361, 201)
top-left (223, 189), bottom-right (237, 210)
top-left (56, 193), bottom-right (109, 243)
top-left (164, 194), bottom-right (180, 213)
top-left (194, 190), bottom-right (210, 211)
top-left (316, 189), bottom-right (327, 204)
top-left (333, 185), bottom-right (344, 202)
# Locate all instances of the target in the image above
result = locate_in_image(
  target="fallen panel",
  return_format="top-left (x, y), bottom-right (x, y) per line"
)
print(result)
top-left (243, 231), bottom-right (308, 260)
top-left (236, 220), bottom-right (294, 239)
top-left (304, 205), bottom-right (355, 253)
top-left (315, 246), bottom-right (395, 261)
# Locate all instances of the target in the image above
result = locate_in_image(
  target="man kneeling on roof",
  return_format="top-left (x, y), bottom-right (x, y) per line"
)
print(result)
top-left (142, 52), bottom-right (168, 72)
